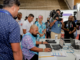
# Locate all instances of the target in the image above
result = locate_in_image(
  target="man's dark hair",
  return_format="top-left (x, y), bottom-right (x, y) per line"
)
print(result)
top-left (28, 14), bottom-right (34, 18)
top-left (18, 12), bottom-right (22, 15)
top-left (56, 9), bottom-right (60, 12)
top-left (25, 16), bottom-right (28, 19)
top-left (0, 5), bottom-right (3, 9)
top-left (36, 18), bottom-right (38, 19)
top-left (25, 16), bottom-right (28, 20)
top-left (3, 0), bottom-right (20, 7)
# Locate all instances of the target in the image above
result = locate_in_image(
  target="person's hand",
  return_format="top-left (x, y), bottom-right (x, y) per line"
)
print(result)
top-left (40, 34), bottom-right (44, 37)
top-left (66, 29), bottom-right (69, 31)
top-left (54, 20), bottom-right (57, 23)
top-left (69, 31), bottom-right (72, 34)
top-left (43, 30), bottom-right (46, 34)
top-left (43, 42), bottom-right (48, 44)
top-left (44, 48), bottom-right (52, 52)
top-left (60, 19), bottom-right (63, 23)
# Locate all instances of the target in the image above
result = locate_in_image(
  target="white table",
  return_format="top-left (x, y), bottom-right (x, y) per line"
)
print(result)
top-left (38, 39), bottom-right (76, 60)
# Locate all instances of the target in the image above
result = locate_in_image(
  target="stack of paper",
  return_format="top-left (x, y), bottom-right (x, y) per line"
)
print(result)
top-left (51, 51), bottom-right (67, 57)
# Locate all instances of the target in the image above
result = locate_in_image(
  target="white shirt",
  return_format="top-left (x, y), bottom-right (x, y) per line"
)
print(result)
top-left (16, 18), bottom-right (25, 35)
top-left (23, 20), bottom-right (33, 33)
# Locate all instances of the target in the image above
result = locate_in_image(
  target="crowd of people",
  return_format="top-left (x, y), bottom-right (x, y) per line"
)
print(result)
top-left (0, 0), bottom-right (78, 60)
top-left (16, 9), bottom-right (78, 60)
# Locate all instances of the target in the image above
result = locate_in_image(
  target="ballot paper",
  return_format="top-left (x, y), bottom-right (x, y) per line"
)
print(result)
top-left (39, 55), bottom-right (57, 60)
top-left (51, 51), bottom-right (67, 57)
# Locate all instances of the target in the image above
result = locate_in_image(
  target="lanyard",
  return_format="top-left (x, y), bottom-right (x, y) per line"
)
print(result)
top-left (58, 21), bottom-right (61, 27)
top-left (41, 25), bottom-right (43, 29)
top-left (0, 10), bottom-right (12, 17)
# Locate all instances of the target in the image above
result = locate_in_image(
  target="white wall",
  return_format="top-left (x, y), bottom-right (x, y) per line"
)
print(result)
top-left (77, 3), bottom-right (80, 11)
top-left (64, 0), bottom-right (74, 9)
top-left (77, 11), bottom-right (80, 20)
top-left (61, 9), bottom-right (77, 21)
top-left (18, 9), bottom-right (51, 23)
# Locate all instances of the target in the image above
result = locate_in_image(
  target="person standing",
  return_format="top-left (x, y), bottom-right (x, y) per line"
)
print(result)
top-left (45, 18), bottom-right (51, 38)
top-left (62, 16), bottom-right (76, 39)
top-left (0, 0), bottom-right (22, 60)
top-left (50, 17), bottom-right (63, 39)
top-left (50, 9), bottom-right (63, 39)
top-left (23, 14), bottom-right (34, 34)
top-left (16, 12), bottom-right (24, 40)
top-left (35, 15), bottom-right (46, 41)
top-left (34, 18), bottom-right (38, 24)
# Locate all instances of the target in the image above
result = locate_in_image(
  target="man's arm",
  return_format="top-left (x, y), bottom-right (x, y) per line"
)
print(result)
top-left (23, 22), bottom-right (27, 34)
top-left (30, 47), bottom-right (51, 52)
top-left (62, 22), bottom-right (69, 31)
top-left (69, 22), bottom-right (76, 34)
top-left (36, 41), bottom-right (48, 45)
top-left (69, 27), bottom-right (76, 34)
top-left (36, 41), bottom-right (42, 44)
top-left (11, 43), bottom-right (23, 60)
top-left (38, 32), bottom-right (44, 37)
top-left (23, 29), bottom-right (27, 34)
top-left (50, 20), bottom-right (57, 27)
top-left (71, 27), bottom-right (76, 33)
top-left (9, 20), bottom-right (23, 60)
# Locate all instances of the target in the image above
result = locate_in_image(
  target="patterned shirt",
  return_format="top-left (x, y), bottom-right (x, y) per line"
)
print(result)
top-left (35, 21), bottom-right (46, 41)
top-left (21, 32), bottom-right (37, 60)
top-left (0, 9), bottom-right (20, 60)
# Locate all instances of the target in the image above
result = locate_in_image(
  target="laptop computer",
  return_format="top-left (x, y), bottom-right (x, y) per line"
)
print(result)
top-left (45, 39), bottom-right (56, 48)
top-left (71, 39), bottom-right (75, 48)
top-left (46, 40), bottom-right (56, 43)
top-left (71, 39), bottom-right (80, 49)
top-left (52, 39), bottom-right (64, 50)
top-left (45, 44), bottom-right (51, 48)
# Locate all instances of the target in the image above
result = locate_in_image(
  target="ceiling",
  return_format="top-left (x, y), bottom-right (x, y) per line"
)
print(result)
top-left (0, 0), bottom-right (68, 10)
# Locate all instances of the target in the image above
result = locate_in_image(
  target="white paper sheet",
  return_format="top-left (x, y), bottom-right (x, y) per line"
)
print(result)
top-left (51, 51), bottom-right (67, 57)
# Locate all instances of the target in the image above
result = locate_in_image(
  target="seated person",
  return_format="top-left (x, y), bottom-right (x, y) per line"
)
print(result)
top-left (21, 25), bottom-right (51, 60)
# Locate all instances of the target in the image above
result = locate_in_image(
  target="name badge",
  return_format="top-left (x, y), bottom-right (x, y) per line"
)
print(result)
top-left (58, 24), bottom-right (60, 27)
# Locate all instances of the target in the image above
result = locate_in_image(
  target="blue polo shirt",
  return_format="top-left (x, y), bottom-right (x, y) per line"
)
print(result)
top-left (0, 9), bottom-right (20, 60)
top-left (51, 20), bottom-right (62, 34)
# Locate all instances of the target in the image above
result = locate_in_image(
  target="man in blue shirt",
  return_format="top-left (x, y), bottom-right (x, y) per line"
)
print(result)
top-left (0, 0), bottom-right (22, 60)
top-left (50, 9), bottom-right (63, 39)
